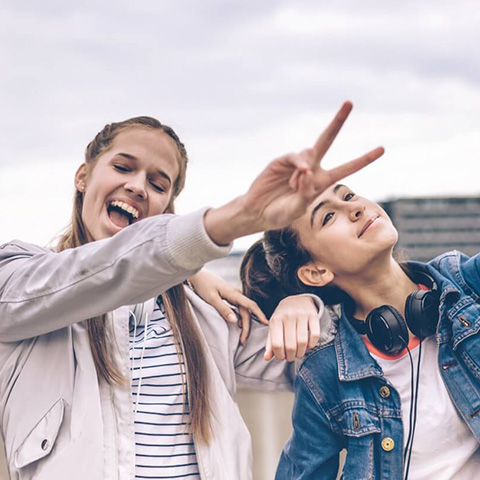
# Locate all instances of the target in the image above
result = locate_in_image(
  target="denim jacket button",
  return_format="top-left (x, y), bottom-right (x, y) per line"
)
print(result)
top-left (458, 315), bottom-right (471, 327)
top-left (381, 437), bottom-right (395, 451)
top-left (379, 386), bottom-right (391, 398)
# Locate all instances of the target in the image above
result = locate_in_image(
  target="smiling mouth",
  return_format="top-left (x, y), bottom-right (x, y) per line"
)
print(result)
top-left (107, 200), bottom-right (140, 228)
top-left (359, 215), bottom-right (379, 237)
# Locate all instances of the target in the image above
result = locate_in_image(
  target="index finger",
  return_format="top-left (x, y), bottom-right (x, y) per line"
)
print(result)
top-left (312, 101), bottom-right (353, 160)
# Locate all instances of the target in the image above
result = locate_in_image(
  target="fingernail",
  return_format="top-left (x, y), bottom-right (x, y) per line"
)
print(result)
top-left (227, 313), bottom-right (237, 323)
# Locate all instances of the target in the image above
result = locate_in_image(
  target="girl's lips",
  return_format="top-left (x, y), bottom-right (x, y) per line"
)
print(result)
top-left (359, 215), bottom-right (379, 237)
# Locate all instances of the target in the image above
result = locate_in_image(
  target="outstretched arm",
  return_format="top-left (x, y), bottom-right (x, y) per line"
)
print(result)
top-left (204, 101), bottom-right (384, 245)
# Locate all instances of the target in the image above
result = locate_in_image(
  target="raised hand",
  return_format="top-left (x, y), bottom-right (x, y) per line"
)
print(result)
top-left (204, 102), bottom-right (384, 245)
top-left (242, 101), bottom-right (384, 232)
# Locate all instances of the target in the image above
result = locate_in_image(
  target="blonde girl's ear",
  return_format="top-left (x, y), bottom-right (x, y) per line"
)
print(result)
top-left (75, 163), bottom-right (88, 193)
top-left (297, 263), bottom-right (334, 287)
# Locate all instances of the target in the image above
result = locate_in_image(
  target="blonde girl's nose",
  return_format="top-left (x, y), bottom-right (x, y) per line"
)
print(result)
top-left (125, 175), bottom-right (147, 199)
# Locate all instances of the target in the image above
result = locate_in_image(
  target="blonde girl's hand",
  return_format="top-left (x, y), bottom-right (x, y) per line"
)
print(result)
top-left (265, 295), bottom-right (321, 362)
top-left (243, 101), bottom-right (384, 232)
top-left (204, 101), bottom-right (385, 245)
top-left (188, 268), bottom-right (268, 345)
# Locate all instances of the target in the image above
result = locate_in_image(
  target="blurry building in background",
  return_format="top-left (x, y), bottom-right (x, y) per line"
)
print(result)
top-left (1, 195), bottom-right (479, 480)
top-left (383, 195), bottom-right (480, 261)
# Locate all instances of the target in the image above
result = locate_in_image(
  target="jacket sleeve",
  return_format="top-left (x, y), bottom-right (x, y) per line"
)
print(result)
top-left (231, 315), bottom-right (296, 392)
top-left (186, 288), bottom-right (295, 393)
top-left (188, 288), bottom-right (334, 395)
top-left (232, 295), bottom-right (333, 392)
top-left (275, 372), bottom-right (344, 480)
top-left (0, 209), bottom-right (231, 342)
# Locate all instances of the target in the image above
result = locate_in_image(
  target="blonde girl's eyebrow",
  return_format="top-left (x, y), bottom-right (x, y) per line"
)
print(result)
top-left (114, 153), bottom-right (172, 186)
top-left (309, 184), bottom-right (347, 227)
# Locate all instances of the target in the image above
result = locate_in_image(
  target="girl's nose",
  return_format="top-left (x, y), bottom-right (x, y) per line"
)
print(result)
top-left (125, 176), bottom-right (147, 199)
top-left (348, 202), bottom-right (365, 221)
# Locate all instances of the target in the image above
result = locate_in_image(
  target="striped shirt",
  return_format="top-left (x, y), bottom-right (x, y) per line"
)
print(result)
top-left (129, 297), bottom-right (200, 479)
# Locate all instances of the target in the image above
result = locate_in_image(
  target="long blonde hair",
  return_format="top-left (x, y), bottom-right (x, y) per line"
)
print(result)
top-left (57, 117), bottom-right (212, 442)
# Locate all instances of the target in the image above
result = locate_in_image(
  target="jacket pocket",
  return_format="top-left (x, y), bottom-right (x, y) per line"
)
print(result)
top-left (334, 406), bottom-right (381, 437)
top-left (14, 398), bottom-right (66, 469)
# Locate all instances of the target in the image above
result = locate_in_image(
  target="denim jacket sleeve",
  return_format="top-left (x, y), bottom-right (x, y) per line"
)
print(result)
top-left (0, 209), bottom-right (231, 342)
top-left (275, 370), bottom-right (345, 480)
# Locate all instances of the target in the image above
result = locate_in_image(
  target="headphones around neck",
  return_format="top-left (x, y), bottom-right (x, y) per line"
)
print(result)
top-left (348, 267), bottom-right (440, 355)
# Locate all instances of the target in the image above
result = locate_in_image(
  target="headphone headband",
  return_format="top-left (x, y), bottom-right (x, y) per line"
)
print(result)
top-left (403, 266), bottom-right (437, 293)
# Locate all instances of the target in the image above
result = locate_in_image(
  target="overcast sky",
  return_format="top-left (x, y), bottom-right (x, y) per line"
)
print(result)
top-left (1, 0), bottom-right (479, 250)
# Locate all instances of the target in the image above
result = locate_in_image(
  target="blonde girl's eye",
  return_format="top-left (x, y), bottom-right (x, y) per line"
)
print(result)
top-left (113, 164), bottom-right (131, 173)
top-left (151, 182), bottom-right (166, 193)
top-left (322, 212), bottom-right (334, 226)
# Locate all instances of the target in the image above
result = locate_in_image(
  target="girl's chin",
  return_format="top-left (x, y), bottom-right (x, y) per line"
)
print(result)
top-left (87, 222), bottom-right (124, 242)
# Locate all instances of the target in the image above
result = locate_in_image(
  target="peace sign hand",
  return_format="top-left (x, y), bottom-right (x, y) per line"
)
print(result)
top-left (242, 101), bottom-right (384, 232)
top-left (204, 102), bottom-right (384, 245)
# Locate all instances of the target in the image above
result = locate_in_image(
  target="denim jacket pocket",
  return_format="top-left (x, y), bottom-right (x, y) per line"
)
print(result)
top-left (14, 398), bottom-right (66, 469)
top-left (334, 406), bottom-right (381, 437)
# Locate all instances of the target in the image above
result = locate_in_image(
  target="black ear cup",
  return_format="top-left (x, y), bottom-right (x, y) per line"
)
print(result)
top-left (348, 266), bottom-right (440, 355)
top-left (366, 305), bottom-right (409, 354)
top-left (405, 289), bottom-right (441, 338)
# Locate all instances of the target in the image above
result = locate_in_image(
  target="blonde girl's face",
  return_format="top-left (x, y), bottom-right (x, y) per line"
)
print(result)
top-left (75, 127), bottom-right (180, 242)
top-left (293, 184), bottom-right (399, 278)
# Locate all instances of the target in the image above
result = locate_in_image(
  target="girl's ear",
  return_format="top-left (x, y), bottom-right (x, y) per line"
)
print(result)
top-left (297, 263), bottom-right (334, 287)
top-left (75, 163), bottom-right (88, 192)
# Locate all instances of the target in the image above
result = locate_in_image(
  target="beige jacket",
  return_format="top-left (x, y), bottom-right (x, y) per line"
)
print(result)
top-left (0, 209), bottom-right (297, 480)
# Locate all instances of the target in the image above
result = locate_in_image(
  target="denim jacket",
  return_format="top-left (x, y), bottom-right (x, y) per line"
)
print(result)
top-left (276, 251), bottom-right (480, 480)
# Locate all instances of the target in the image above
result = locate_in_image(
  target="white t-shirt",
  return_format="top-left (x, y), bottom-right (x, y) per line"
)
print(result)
top-left (368, 336), bottom-right (480, 480)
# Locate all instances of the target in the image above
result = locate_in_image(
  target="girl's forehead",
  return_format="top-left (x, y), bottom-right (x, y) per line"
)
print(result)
top-left (310, 183), bottom-right (349, 207)
top-left (293, 184), bottom-right (352, 229)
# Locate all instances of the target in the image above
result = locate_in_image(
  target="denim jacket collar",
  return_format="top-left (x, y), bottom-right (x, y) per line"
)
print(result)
top-left (335, 311), bottom-right (384, 382)
top-left (335, 260), bottom-right (462, 382)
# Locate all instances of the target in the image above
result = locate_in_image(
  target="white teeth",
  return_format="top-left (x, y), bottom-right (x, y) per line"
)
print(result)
top-left (109, 200), bottom-right (139, 219)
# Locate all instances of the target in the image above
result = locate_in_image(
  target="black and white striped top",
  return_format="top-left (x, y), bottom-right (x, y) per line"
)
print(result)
top-left (129, 297), bottom-right (200, 479)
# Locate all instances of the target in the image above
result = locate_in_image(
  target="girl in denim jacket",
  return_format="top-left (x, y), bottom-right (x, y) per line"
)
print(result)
top-left (242, 182), bottom-right (480, 480)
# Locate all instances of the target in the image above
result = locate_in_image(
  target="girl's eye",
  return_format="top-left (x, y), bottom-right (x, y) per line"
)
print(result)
top-left (151, 182), bottom-right (166, 193)
top-left (344, 192), bottom-right (355, 201)
top-left (322, 212), bottom-right (334, 226)
top-left (114, 164), bottom-right (130, 173)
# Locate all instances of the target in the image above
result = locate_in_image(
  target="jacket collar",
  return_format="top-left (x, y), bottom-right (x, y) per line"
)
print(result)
top-left (334, 260), bottom-right (461, 381)
top-left (335, 310), bottom-right (384, 382)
